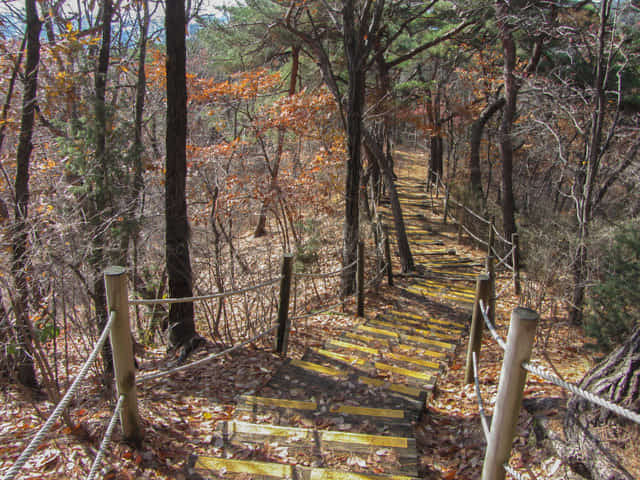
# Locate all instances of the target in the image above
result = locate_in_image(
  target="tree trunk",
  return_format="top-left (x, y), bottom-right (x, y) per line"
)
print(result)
top-left (496, 1), bottom-right (519, 246)
top-left (91, 0), bottom-right (114, 383)
top-left (165, 0), bottom-right (198, 351)
top-left (568, 0), bottom-right (611, 326)
top-left (564, 326), bottom-right (639, 480)
top-left (470, 97), bottom-right (505, 197)
top-left (363, 129), bottom-right (414, 272)
top-left (341, 2), bottom-right (365, 297)
top-left (254, 45), bottom-right (299, 238)
top-left (11, 0), bottom-right (41, 390)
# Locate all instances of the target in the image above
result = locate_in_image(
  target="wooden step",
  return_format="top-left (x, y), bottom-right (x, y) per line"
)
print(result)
top-left (217, 420), bottom-right (417, 455)
top-left (190, 456), bottom-right (419, 480)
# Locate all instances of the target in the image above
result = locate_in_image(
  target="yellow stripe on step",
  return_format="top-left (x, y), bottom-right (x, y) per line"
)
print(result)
top-left (321, 431), bottom-right (408, 449)
top-left (231, 421), bottom-right (312, 439)
top-left (242, 395), bottom-right (316, 410)
top-left (389, 310), bottom-right (422, 320)
top-left (369, 320), bottom-right (456, 340)
top-left (345, 332), bottom-right (390, 346)
top-left (194, 457), bottom-right (292, 477)
top-left (333, 405), bottom-right (404, 419)
top-left (290, 359), bottom-right (348, 377)
top-left (357, 325), bottom-right (399, 339)
top-left (313, 348), bottom-right (367, 366)
top-left (385, 352), bottom-right (440, 370)
top-left (358, 376), bottom-right (422, 398)
top-left (327, 339), bottom-right (379, 355)
top-left (394, 344), bottom-right (445, 359)
top-left (402, 334), bottom-right (454, 350)
top-left (375, 363), bottom-right (432, 381)
top-left (309, 469), bottom-right (414, 480)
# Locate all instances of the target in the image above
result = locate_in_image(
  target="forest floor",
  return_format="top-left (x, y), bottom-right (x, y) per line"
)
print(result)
top-left (1, 150), bottom-right (638, 479)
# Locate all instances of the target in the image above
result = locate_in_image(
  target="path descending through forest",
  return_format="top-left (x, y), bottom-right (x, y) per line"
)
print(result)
top-left (188, 155), bottom-right (483, 479)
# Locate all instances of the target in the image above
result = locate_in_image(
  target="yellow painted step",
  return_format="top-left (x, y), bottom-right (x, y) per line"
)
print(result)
top-left (357, 324), bottom-right (399, 339)
top-left (228, 420), bottom-right (412, 449)
top-left (358, 376), bottom-right (423, 398)
top-left (312, 348), bottom-right (368, 366)
top-left (389, 310), bottom-right (422, 321)
top-left (393, 344), bottom-right (446, 359)
top-left (194, 457), bottom-right (291, 477)
top-left (369, 319), bottom-right (456, 341)
top-left (241, 395), bottom-right (317, 410)
top-left (401, 333), bottom-right (455, 351)
top-left (290, 359), bottom-right (348, 377)
top-left (327, 339), bottom-right (380, 356)
top-left (193, 457), bottom-right (418, 480)
top-left (309, 469), bottom-right (415, 480)
top-left (374, 363), bottom-right (433, 382)
top-left (385, 352), bottom-right (440, 370)
top-left (332, 405), bottom-right (404, 419)
top-left (345, 332), bottom-right (390, 347)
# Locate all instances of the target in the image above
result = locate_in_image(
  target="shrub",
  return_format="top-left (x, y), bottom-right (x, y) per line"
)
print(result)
top-left (585, 221), bottom-right (640, 350)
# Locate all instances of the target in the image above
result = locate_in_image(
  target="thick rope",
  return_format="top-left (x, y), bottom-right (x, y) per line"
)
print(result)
top-left (479, 300), bottom-right (507, 351)
top-left (461, 223), bottom-right (489, 247)
top-left (504, 464), bottom-right (532, 480)
top-left (472, 352), bottom-right (490, 440)
top-left (136, 325), bottom-right (277, 383)
top-left (464, 204), bottom-right (492, 225)
top-left (294, 259), bottom-right (358, 279)
top-left (128, 276), bottom-right (281, 306)
top-left (86, 395), bottom-right (125, 480)
top-left (493, 245), bottom-right (515, 271)
top-left (2, 311), bottom-right (116, 480)
top-left (522, 361), bottom-right (640, 425)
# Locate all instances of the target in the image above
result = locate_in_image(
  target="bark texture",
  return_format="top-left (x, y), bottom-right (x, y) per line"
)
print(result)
top-left (564, 327), bottom-right (640, 480)
top-left (165, 0), bottom-right (198, 349)
top-left (11, 0), bottom-right (42, 390)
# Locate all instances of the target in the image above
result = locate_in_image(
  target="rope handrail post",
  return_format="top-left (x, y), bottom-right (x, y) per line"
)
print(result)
top-left (275, 254), bottom-right (294, 356)
top-left (356, 240), bottom-right (365, 317)
top-left (104, 266), bottom-right (142, 446)
top-left (512, 233), bottom-right (521, 295)
top-left (383, 226), bottom-right (393, 286)
top-left (465, 273), bottom-right (491, 384)
top-left (481, 307), bottom-right (539, 480)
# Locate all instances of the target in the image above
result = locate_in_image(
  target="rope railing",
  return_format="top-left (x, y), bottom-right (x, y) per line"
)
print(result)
top-left (493, 245), bottom-right (515, 271)
top-left (521, 361), bottom-right (640, 425)
top-left (2, 311), bottom-right (117, 480)
top-left (294, 259), bottom-right (358, 279)
top-left (469, 286), bottom-right (639, 479)
top-left (137, 325), bottom-right (277, 383)
top-left (86, 394), bottom-right (125, 480)
top-left (128, 276), bottom-right (282, 305)
top-left (479, 300), bottom-right (507, 350)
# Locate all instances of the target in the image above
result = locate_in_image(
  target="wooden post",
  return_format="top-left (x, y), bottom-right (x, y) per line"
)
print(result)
top-left (356, 240), bottom-right (365, 317)
top-left (481, 307), bottom-right (539, 480)
top-left (512, 233), bottom-right (521, 295)
top-left (383, 231), bottom-right (393, 287)
top-left (443, 190), bottom-right (449, 225)
top-left (276, 254), bottom-right (294, 356)
top-left (104, 266), bottom-right (142, 446)
top-left (464, 273), bottom-right (491, 384)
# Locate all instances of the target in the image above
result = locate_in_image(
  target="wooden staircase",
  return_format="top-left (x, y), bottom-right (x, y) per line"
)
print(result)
top-left (188, 175), bottom-right (481, 480)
